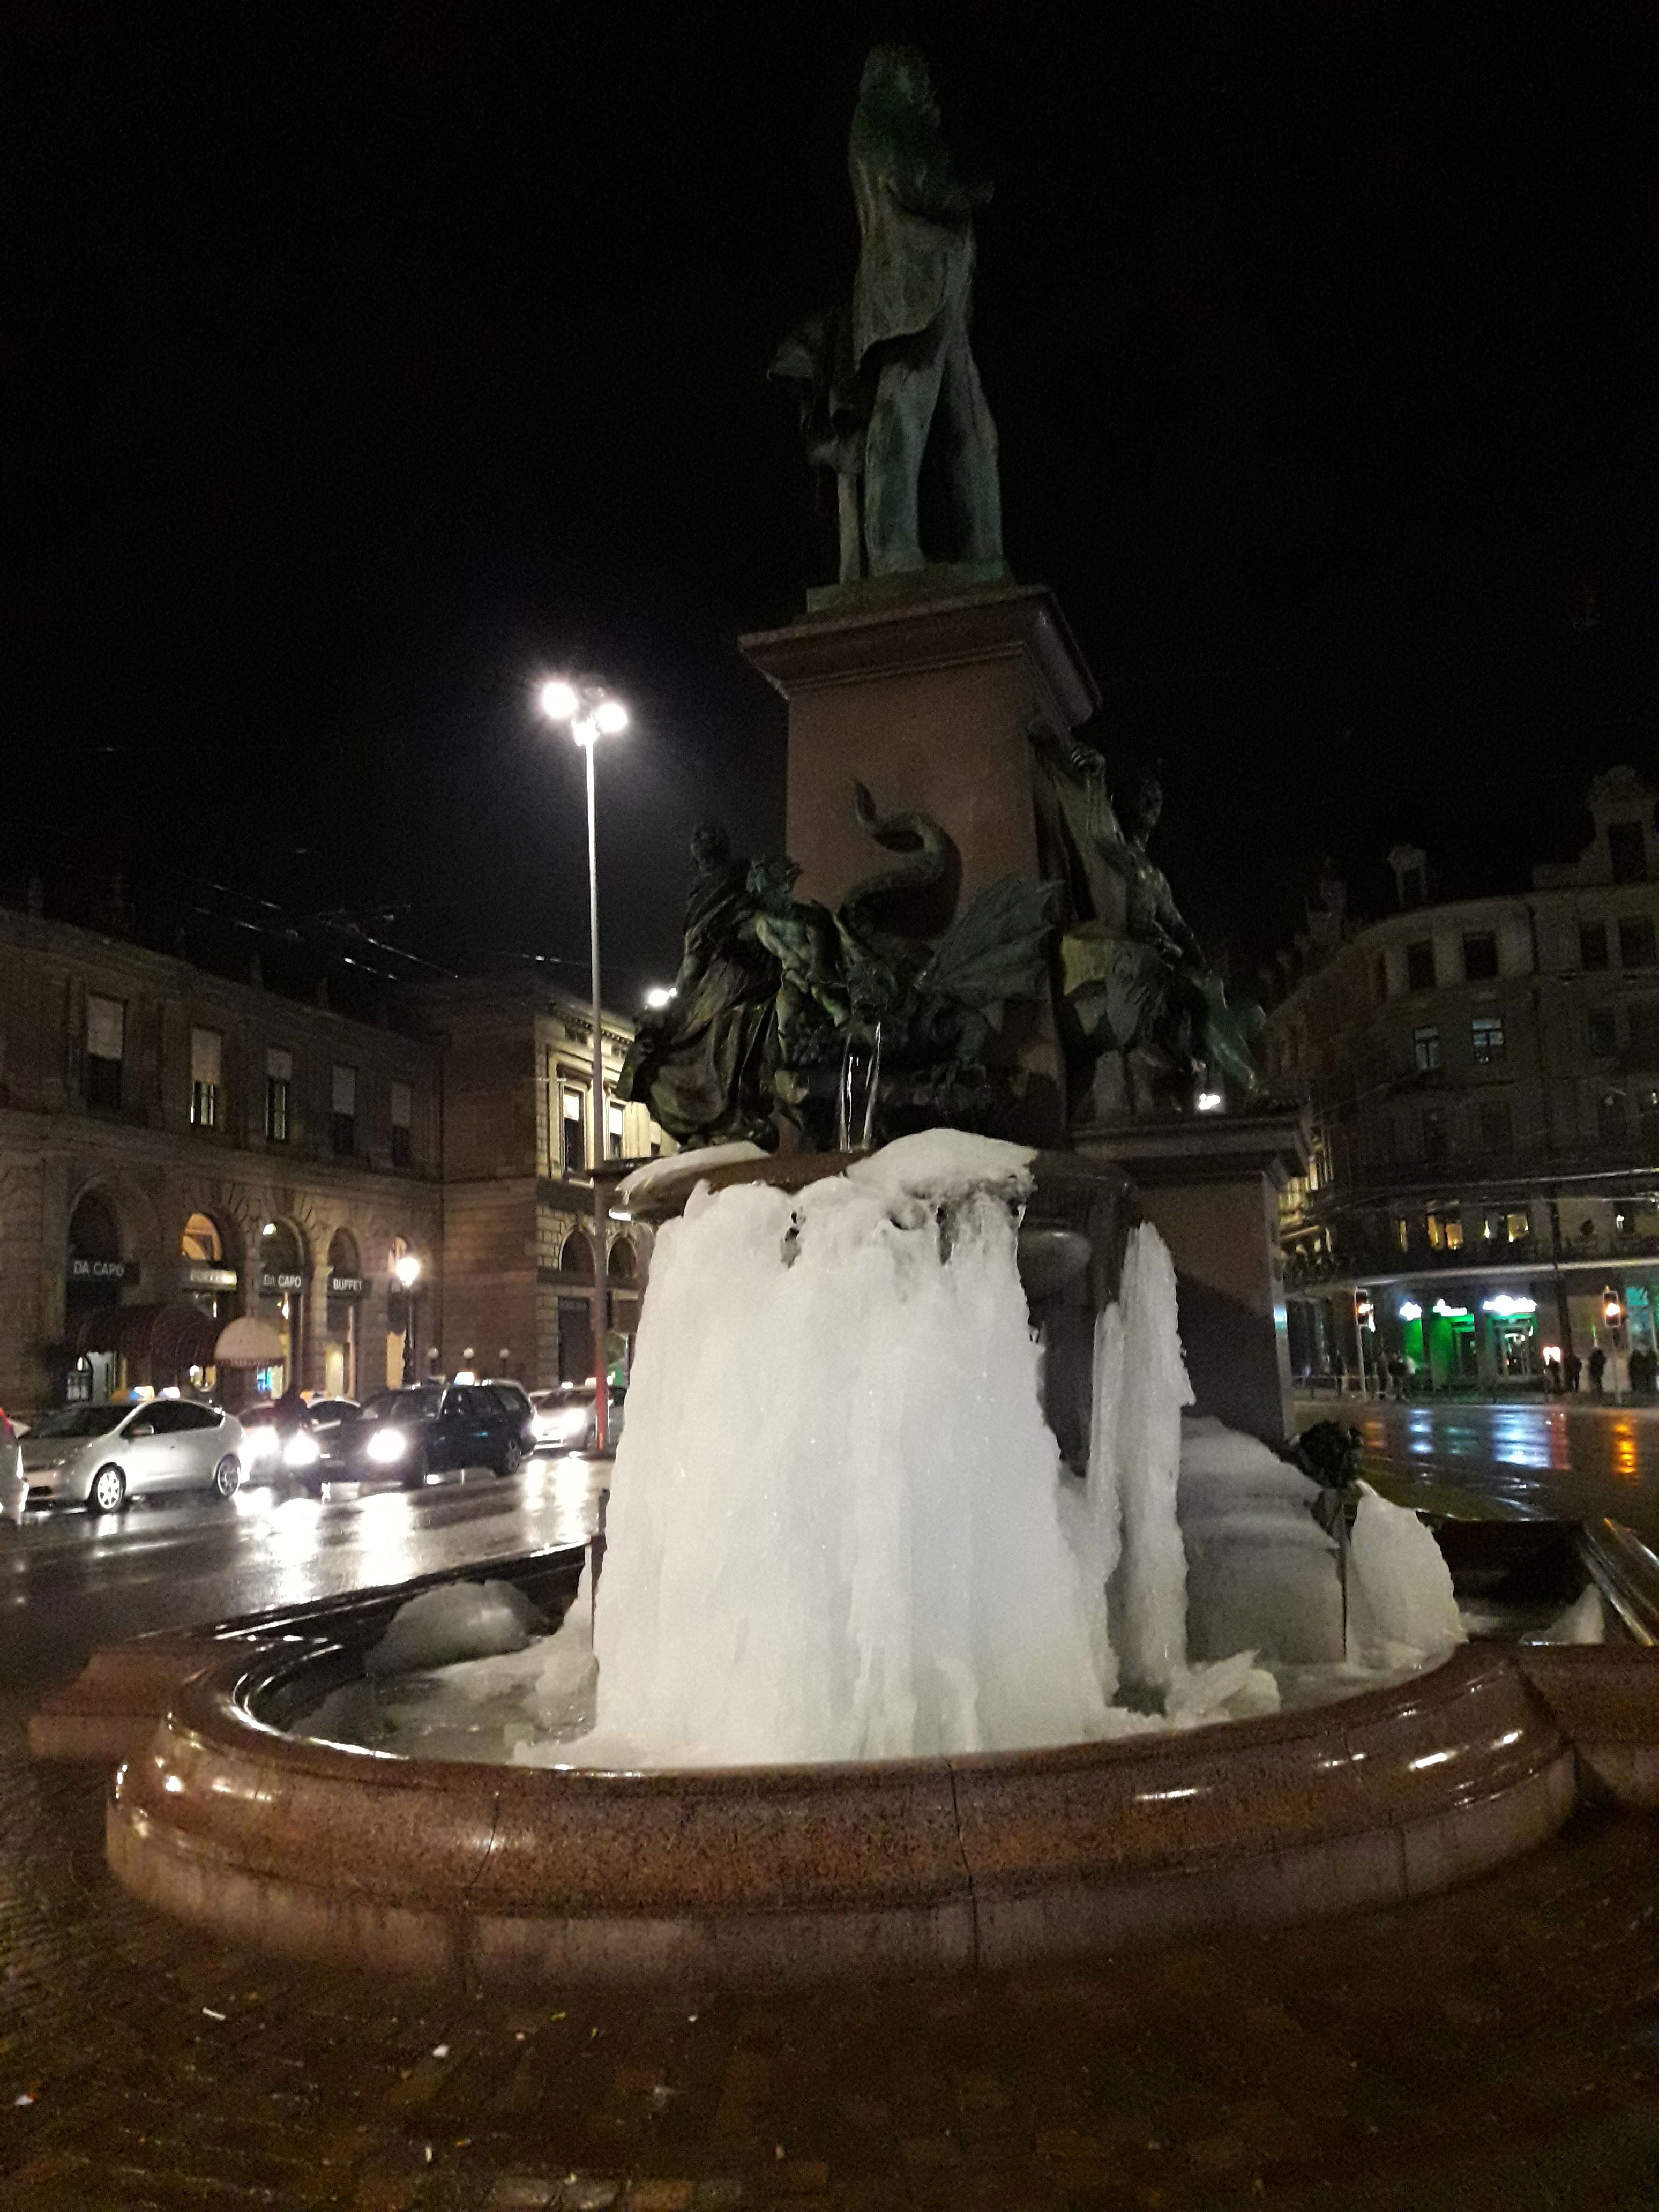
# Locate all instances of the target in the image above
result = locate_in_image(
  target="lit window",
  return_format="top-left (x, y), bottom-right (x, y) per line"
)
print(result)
top-left (1413, 1025), bottom-right (1441, 1072)
top-left (1470, 1014), bottom-right (1505, 1064)
top-left (562, 1084), bottom-right (587, 1173)
top-left (1426, 1213), bottom-right (1444, 1250)
top-left (1506, 1210), bottom-right (1529, 1242)
top-left (1394, 1215), bottom-right (1409, 1252)
top-left (190, 1027), bottom-right (221, 1130)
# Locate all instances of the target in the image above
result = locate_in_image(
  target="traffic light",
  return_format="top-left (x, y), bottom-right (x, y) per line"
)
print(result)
top-left (1603, 1287), bottom-right (1624, 1330)
top-left (1355, 1291), bottom-right (1374, 1328)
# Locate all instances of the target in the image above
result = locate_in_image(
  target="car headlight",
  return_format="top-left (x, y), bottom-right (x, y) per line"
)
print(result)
top-left (246, 1429), bottom-right (281, 1463)
top-left (366, 1427), bottom-right (408, 1464)
top-left (531, 1413), bottom-right (559, 1441)
top-left (284, 1431), bottom-right (320, 1468)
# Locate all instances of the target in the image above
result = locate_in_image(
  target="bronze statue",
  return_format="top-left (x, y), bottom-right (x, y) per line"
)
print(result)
top-left (616, 825), bottom-right (779, 1146)
top-left (769, 307), bottom-right (873, 586)
top-left (848, 46), bottom-right (1002, 576)
top-left (629, 794), bottom-right (1055, 1153)
top-left (1035, 734), bottom-right (1264, 1120)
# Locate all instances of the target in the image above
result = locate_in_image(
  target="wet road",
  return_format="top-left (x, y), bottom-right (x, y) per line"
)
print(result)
top-left (0, 1458), bottom-right (605, 1710)
top-left (1308, 1395), bottom-right (1659, 1540)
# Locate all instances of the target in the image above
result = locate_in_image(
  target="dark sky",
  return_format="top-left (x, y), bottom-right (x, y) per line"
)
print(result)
top-left (11, 4), bottom-right (1659, 1007)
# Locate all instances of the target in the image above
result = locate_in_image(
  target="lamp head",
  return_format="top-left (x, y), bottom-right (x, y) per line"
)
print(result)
top-left (395, 1253), bottom-right (422, 1289)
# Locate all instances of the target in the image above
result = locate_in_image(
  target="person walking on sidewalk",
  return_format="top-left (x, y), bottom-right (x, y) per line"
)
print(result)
top-left (1588, 1344), bottom-right (1607, 1395)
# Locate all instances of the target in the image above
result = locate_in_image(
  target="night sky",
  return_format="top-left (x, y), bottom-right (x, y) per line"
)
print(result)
top-left (11, 5), bottom-right (1659, 1009)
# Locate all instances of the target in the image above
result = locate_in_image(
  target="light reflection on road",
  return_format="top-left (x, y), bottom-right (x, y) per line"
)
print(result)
top-left (0, 1455), bottom-right (608, 1708)
top-left (1332, 1398), bottom-right (1659, 1540)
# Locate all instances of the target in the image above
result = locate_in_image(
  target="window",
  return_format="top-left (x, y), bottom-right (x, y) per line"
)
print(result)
top-left (1619, 916), bottom-right (1657, 969)
top-left (1609, 820), bottom-right (1647, 883)
top-left (1421, 1108), bottom-right (1448, 1161)
top-left (1470, 1014), bottom-right (1505, 1064)
top-left (1373, 955), bottom-right (1388, 1004)
top-left (331, 1064), bottom-right (357, 1155)
top-left (1413, 1025), bottom-right (1441, 1072)
top-left (1588, 1007), bottom-right (1618, 1058)
top-left (265, 1048), bottom-right (292, 1142)
top-left (1630, 1005), bottom-right (1659, 1066)
top-left (606, 1098), bottom-right (624, 1162)
top-left (1463, 932), bottom-right (1498, 981)
top-left (1477, 1100), bottom-right (1512, 1152)
top-left (1581, 921), bottom-right (1610, 971)
top-left (1394, 1215), bottom-right (1409, 1253)
top-left (562, 1083), bottom-right (587, 1173)
top-left (1598, 1092), bottom-right (1629, 1147)
top-left (1406, 941), bottom-right (1436, 992)
top-left (1504, 1211), bottom-right (1529, 1243)
top-left (390, 1080), bottom-right (413, 1169)
top-left (85, 994), bottom-right (124, 1109)
top-left (1425, 1212), bottom-right (1444, 1249)
top-left (190, 1027), bottom-right (221, 1129)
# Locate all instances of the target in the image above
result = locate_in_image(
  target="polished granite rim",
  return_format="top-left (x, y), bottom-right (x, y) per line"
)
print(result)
top-left (103, 1638), bottom-right (1597, 1987)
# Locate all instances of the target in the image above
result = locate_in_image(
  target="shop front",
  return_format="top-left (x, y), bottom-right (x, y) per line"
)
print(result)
top-left (324, 1238), bottom-right (365, 1400)
top-left (65, 1191), bottom-right (140, 1400)
top-left (256, 1223), bottom-right (308, 1396)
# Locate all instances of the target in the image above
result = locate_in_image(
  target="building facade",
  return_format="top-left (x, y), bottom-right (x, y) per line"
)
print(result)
top-left (413, 978), bottom-right (663, 1389)
top-left (1267, 769), bottom-right (1659, 1389)
top-left (0, 916), bottom-right (669, 1410)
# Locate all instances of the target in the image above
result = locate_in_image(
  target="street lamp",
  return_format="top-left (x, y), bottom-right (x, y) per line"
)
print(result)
top-left (394, 1252), bottom-right (421, 1387)
top-left (539, 675), bottom-right (628, 1452)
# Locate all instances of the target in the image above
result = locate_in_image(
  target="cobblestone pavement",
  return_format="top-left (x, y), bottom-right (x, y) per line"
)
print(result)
top-left (3, 1719), bottom-right (1658, 2211)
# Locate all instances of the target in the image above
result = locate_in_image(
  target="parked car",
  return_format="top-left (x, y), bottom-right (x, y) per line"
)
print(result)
top-left (317, 1384), bottom-right (534, 1486)
top-left (529, 1382), bottom-right (626, 1454)
top-left (242, 1396), bottom-right (361, 1489)
top-left (0, 1407), bottom-right (23, 1523)
top-left (20, 1400), bottom-right (244, 1513)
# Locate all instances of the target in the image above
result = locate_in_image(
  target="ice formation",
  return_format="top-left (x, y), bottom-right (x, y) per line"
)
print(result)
top-left (364, 1579), bottom-right (547, 1676)
top-left (579, 1142), bottom-right (1116, 1765)
top-left (1344, 1481), bottom-right (1464, 1665)
top-left (304, 1139), bottom-right (1478, 1772)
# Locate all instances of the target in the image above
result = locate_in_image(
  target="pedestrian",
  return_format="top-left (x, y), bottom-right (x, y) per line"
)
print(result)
top-left (1545, 1356), bottom-right (1562, 1396)
top-left (1588, 1345), bottom-right (1607, 1395)
top-left (1565, 1350), bottom-right (1582, 1393)
top-left (1332, 1350), bottom-right (1346, 1398)
top-left (1387, 1354), bottom-right (1406, 1401)
top-left (1402, 1354), bottom-right (1417, 1399)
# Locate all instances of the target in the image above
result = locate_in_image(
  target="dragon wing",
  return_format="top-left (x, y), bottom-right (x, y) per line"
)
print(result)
top-left (922, 877), bottom-right (1058, 1013)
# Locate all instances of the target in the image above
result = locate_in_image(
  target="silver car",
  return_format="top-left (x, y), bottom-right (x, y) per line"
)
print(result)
top-left (21, 1400), bottom-right (245, 1513)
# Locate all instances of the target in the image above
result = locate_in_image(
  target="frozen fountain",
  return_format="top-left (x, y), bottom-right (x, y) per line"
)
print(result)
top-left (72, 43), bottom-right (1659, 1988)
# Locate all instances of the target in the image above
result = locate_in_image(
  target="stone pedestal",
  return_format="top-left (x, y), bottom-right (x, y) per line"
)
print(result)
top-left (1075, 1109), bottom-right (1310, 1445)
top-left (741, 580), bottom-right (1098, 1142)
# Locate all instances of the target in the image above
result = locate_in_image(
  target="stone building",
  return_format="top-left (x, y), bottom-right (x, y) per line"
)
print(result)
top-left (410, 977), bottom-right (663, 1388)
top-left (0, 914), bottom-right (668, 1410)
top-left (1266, 769), bottom-right (1659, 1389)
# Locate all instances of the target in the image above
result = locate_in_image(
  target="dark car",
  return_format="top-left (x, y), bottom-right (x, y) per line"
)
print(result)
top-left (320, 1384), bottom-right (534, 1487)
top-left (242, 1396), bottom-right (360, 1488)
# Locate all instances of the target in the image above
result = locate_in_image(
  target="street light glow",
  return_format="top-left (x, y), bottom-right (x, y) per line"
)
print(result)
top-left (394, 1253), bottom-right (421, 1289)
top-left (644, 984), bottom-right (676, 1010)
top-left (538, 678), bottom-right (580, 723)
top-left (594, 698), bottom-right (629, 735)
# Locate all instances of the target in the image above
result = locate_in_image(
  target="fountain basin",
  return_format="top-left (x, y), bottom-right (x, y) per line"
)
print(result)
top-left (107, 1631), bottom-right (1586, 1988)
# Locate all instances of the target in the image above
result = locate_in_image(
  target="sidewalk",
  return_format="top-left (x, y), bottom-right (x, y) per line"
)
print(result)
top-left (3, 1714), bottom-right (1658, 2210)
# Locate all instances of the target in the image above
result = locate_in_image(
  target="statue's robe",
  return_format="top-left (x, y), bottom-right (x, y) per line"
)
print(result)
top-left (618, 862), bottom-right (779, 1147)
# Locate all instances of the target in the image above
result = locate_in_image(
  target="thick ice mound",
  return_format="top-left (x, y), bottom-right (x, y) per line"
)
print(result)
top-left (577, 1151), bottom-right (1114, 1766)
top-left (1346, 1481), bottom-right (1464, 1665)
top-left (364, 1579), bottom-right (547, 1676)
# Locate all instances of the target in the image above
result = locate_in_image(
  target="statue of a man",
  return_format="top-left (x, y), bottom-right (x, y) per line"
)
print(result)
top-left (849, 45), bottom-right (1003, 574)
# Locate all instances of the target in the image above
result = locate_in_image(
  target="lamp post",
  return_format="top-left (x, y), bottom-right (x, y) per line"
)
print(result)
top-left (395, 1252), bottom-right (421, 1387)
top-left (539, 676), bottom-right (628, 1452)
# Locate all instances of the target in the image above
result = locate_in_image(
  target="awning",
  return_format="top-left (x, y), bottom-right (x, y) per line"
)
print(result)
top-left (66, 1302), bottom-right (220, 1377)
top-left (214, 1315), bottom-right (287, 1367)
